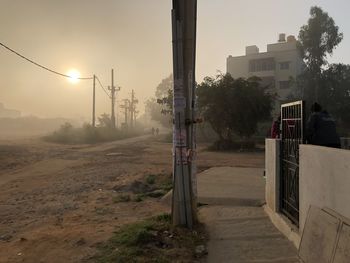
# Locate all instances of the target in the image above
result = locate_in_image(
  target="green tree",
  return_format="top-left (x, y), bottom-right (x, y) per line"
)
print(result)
top-left (98, 113), bottom-right (113, 128)
top-left (197, 74), bottom-right (273, 142)
top-left (155, 75), bottom-right (173, 99)
top-left (320, 64), bottom-right (350, 130)
top-left (298, 6), bottom-right (343, 101)
top-left (145, 75), bottom-right (173, 128)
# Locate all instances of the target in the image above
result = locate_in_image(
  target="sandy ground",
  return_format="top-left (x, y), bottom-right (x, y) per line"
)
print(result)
top-left (0, 135), bottom-right (264, 263)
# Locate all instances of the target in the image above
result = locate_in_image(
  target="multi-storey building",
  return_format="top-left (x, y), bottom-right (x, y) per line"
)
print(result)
top-left (227, 34), bottom-right (304, 113)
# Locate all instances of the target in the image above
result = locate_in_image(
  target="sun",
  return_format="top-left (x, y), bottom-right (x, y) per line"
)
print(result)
top-left (67, 69), bottom-right (81, 84)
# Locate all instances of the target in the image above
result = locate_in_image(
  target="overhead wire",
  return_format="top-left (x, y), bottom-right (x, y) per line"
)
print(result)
top-left (0, 41), bottom-right (93, 80)
top-left (0, 41), bottom-right (113, 100)
top-left (95, 76), bottom-right (111, 98)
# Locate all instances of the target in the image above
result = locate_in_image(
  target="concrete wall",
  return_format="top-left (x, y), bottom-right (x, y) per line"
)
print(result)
top-left (299, 145), bottom-right (350, 233)
top-left (265, 139), bottom-right (280, 212)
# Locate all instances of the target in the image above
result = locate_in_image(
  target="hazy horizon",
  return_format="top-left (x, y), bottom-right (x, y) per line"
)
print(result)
top-left (1, 0), bottom-right (350, 120)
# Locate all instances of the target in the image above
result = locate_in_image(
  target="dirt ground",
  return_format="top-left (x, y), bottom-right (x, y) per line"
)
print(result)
top-left (0, 135), bottom-right (264, 263)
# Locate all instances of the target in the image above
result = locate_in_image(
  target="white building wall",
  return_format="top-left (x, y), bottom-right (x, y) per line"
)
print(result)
top-left (227, 55), bottom-right (249, 78)
top-left (227, 35), bottom-right (304, 111)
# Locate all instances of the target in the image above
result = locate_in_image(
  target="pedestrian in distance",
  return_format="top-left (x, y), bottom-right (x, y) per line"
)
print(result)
top-left (306, 102), bottom-right (341, 148)
top-left (151, 127), bottom-right (155, 136)
top-left (270, 115), bottom-right (281, 139)
top-left (156, 128), bottom-right (159, 136)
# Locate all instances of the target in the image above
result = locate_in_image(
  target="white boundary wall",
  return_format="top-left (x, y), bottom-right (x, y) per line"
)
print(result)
top-left (265, 139), bottom-right (280, 212)
top-left (299, 145), bottom-right (350, 233)
top-left (265, 140), bottom-right (350, 247)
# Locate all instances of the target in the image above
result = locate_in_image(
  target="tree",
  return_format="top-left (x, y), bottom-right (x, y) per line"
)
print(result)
top-left (298, 6), bottom-right (343, 101)
top-left (98, 113), bottom-right (113, 128)
top-left (155, 75), bottom-right (173, 100)
top-left (145, 75), bottom-right (173, 128)
top-left (319, 64), bottom-right (350, 129)
top-left (197, 74), bottom-right (273, 142)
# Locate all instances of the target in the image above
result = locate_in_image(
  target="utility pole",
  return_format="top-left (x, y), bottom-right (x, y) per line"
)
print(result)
top-left (109, 69), bottom-right (116, 129)
top-left (120, 99), bottom-right (130, 129)
top-left (129, 90), bottom-right (138, 128)
top-left (171, 0), bottom-right (198, 228)
top-left (92, 75), bottom-right (96, 127)
top-left (134, 110), bottom-right (139, 127)
top-left (109, 69), bottom-right (121, 129)
top-left (130, 90), bottom-right (134, 128)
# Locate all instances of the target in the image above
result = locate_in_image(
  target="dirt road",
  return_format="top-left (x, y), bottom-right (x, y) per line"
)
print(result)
top-left (0, 135), bottom-right (264, 263)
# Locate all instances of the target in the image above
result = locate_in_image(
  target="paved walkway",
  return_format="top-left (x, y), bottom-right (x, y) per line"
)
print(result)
top-left (197, 167), bottom-right (300, 263)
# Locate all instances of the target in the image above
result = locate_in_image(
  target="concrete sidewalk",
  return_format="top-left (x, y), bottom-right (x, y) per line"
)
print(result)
top-left (197, 167), bottom-right (300, 263)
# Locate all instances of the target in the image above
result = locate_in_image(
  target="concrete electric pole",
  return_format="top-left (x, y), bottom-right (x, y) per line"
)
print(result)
top-left (109, 69), bottom-right (121, 129)
top-left (120, 99), bottom-right (130, 129)
top-left (171, 0), bottom-right (198, 228)
top-left (129, 90), bottom-right (138, 128)
top-left (92, 75), bottom-right (96, 127)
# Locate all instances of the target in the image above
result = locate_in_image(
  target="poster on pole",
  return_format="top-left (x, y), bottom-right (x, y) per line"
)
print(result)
top-left (175, 147), bottom-right (188, 165)
top-left (175, 129), bottom-right (187, 147)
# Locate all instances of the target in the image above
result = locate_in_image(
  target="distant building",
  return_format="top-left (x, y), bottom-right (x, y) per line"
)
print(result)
top-left (0, 103), bottom-right (21, 118)
top-left (227, 34), bottom-right (304, 113)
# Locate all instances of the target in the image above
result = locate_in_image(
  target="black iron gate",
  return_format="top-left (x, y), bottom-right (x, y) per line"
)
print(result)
top-left (280, 101), bottom-right (305, 226)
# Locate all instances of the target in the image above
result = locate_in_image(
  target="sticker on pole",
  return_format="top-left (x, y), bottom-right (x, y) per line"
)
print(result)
top-left (175, 147), bottom-right (188, 165)
top-left (175, 129), bottom-right (186, 147)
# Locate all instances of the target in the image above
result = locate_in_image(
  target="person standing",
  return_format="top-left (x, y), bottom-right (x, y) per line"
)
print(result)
top-left (306, 103), bottom-right (341, 148)
top-left (270, 115), bottom-right (281, 139)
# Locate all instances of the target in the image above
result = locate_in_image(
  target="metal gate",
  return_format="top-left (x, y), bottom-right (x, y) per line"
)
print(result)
top-left (280, 101), bottom-right (305, 226)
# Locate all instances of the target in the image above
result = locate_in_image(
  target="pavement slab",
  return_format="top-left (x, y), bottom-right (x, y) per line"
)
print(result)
top-left (197, 167), bottom-right (300, 263)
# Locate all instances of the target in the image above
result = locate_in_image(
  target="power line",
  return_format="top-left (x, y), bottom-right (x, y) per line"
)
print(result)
top-left (0, 41), bottom-right (93, 80)
top-left (95, 76), bottom-right (111, 98)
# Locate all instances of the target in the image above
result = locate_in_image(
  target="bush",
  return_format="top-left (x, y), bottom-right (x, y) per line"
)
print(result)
top-left (146, 175), bottom-right (156, 185)
top-left (43, 122), bottom-right (144, 144)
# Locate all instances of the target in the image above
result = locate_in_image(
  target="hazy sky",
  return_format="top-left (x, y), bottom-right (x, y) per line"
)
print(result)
top-left (1, 0), bottom-right (349, 120)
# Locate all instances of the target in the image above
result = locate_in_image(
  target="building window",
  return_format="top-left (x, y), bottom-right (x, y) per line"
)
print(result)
top-left (280, 62), bottom-right (290, 70)
top-left (249, 58), bottom-right (275, 72)
top-left (279, 81), bottom-right (290, 89)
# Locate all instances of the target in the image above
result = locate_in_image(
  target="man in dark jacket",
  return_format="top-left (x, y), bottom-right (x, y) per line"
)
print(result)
top-left (306, 103), bottom-right (341, 148)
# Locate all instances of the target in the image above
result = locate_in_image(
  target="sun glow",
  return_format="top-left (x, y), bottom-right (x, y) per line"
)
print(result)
top-left (67, 69), bottom-right (81, 84)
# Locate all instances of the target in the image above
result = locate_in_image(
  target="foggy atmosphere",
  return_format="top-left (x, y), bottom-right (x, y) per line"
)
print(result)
top-left (0, 0), bottom-right (350, 262)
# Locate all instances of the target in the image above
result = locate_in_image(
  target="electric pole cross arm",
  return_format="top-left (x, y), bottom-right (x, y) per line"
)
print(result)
top-left (171, 0), bottom-right (198, 229)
